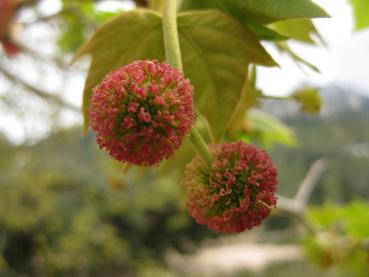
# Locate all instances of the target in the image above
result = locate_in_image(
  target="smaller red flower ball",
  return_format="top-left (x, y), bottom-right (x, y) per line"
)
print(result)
top-left (184, 142), bottom-right (277, 233)
top-left (91, 60), bottom-right (195, 166)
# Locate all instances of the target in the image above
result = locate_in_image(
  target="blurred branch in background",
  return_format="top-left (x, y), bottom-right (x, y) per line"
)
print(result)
top-left (276, 158), bottom-right (328, 234)
top-left (295, 159), bottom-right (328, 206)
top-left (0, 65), bottom-right (79, 112)
top-left (277, 157), bottom-right (369, 271)
top-left (278, 158), bottom-right (328, 215)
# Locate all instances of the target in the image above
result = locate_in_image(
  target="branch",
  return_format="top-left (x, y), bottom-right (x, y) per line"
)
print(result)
top-left (0, 65), bottom-right (80, 113)
top-left (295, 158), bottom-right (328, 205)
top-left (276, 158), bottom-right (328, 214)
top-left (276, 195), bottom-right (303, 215)
top-left (275, 158), bottom-right (328, 234)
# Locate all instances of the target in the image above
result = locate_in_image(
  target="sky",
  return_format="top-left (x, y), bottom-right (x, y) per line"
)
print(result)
top-left (258, 0), bottom-right (369, 95)
top-left (0, 0), bottom-right (368, 143)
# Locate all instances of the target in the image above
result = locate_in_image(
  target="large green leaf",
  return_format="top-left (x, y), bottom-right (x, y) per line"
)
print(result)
top-left (74, 9), bottom-right (276, 139)
top-left (178, 10), bottom-right (276, 139)
top-left (350, 0), bottom-right (369, 30)
top-left (180, 0), bottom-right (329, 24)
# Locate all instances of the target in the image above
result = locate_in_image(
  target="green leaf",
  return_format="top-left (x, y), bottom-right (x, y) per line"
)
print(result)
top-left (270, 19), bottom-right (320, 44)
top-left (58, 1), bottom-right (120, 53)
top-left (178, 11), bottom-right (276, 139)
top-left (180, 0), bottom-right (330, 24)
top-left (350, 0), bottom-right (369, 30)
top-left (58, 13), bottom-right (86, 53)
top-left (74, 9), bottom-right (276, 139)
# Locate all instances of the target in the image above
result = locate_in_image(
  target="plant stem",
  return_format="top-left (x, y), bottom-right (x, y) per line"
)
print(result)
top-left (188, 127), bottom-right (213, 169)
top-left (262, 95), bottom-right (291, 101)
top-left (162, 0), bottom-right (182, 70)
top-left (162, 0), bottom-right (213, 169)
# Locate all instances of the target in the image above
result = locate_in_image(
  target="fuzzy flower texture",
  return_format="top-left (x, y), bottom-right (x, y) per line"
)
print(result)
top-left (184, 142), bottom-right (277, 233)
top-left (91, 60), bottom-right (195, 166)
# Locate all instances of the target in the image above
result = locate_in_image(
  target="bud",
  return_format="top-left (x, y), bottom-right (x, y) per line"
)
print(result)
top-left (184, 142), bottom-right (277, 233)
top-left (293, 87), bottom-right (322, 114)
top-left (91, 60), bottom-right (195, 166)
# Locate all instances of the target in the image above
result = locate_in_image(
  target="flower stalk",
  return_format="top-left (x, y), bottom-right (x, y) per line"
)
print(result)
top-left (162, 0), bottom-right (213, 169)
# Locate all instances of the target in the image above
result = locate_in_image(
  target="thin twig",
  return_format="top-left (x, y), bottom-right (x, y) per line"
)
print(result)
top-left (0, 65), bottom-right (80, 113)
top-left (276, 195), bottom-right (304, 215)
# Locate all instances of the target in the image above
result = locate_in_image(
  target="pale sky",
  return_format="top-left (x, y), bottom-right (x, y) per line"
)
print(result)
top-left (258, 0), bottom-right (369, 95)
top-left (0, 0), bottom-right (368, 143)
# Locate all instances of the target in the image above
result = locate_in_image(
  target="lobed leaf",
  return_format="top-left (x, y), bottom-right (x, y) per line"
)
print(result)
top-left (178, 10), bottom-right (276, 139)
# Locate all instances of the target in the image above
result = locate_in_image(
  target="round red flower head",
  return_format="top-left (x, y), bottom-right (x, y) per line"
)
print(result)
top-left (184, 142), bottom-right (277, 233)
top-left (91, 60), bottom-right (195, 166)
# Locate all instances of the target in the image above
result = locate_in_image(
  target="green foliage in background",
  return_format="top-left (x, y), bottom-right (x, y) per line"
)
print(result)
top-left (350, 0), bottom-right (369, 30)
top-left (272, 103), bottom-right (369, 200)
top-left (304, 202), bottom-right (369, 277)
top-left (58, 0), bottom-right (121, 53)
top-left (0, 131), bottom-right (213, 276)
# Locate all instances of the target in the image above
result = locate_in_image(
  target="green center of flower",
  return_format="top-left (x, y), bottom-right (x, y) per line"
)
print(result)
top-left (200, 157), bottom-right (262, 217)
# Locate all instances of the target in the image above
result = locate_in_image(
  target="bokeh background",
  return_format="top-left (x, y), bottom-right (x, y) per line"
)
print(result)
top-left (0, 0), bottom-right (368, 276)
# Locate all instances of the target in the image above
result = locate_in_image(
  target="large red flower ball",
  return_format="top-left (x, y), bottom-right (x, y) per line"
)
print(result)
top-left (91, 60), bottom-right (195, 166)
top-left (184, 142), bottom-right (277, 233)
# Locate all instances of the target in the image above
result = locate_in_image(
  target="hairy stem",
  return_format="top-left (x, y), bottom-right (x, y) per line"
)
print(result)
top-left (162, 0), bottom-right (182, 70)
top-left (162, 0), bottom-right (213, 168)
top-left (188, 127), bottom-right (213, 169)
top-left (262, 95), bottom-right (291, 101)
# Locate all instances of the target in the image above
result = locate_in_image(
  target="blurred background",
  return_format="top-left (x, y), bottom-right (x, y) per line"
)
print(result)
top-left (0, 0), bottom-right (368, 276)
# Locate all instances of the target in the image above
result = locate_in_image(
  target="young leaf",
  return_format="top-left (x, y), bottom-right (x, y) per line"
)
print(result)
top-left (349, 0), bottom-right (369, 30)
top-left (270, 19), bottom-right (320, 44)
top-left (74, 9), bottom-right (277, 139)
top-left (292, 87), bottom-right (322, 114)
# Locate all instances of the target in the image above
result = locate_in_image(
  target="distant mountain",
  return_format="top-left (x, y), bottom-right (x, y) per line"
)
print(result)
top-left (262, 85), bottom-right (369, 118)
top-left (266, 85), bottom-right (369, 202)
